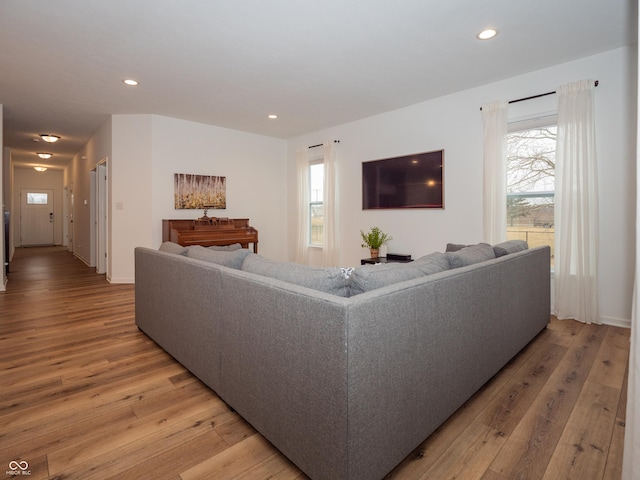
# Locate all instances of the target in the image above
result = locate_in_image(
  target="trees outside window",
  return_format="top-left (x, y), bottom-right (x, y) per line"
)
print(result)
top-left (506, 124), bottom-right (556, 266)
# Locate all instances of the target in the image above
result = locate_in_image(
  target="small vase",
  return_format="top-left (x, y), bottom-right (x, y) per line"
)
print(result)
top-left (370, 248), bottom-right (379, 258)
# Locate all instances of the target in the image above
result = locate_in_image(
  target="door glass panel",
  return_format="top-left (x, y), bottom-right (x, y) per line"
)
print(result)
top-left (27, 193), bottom-right (48, 205)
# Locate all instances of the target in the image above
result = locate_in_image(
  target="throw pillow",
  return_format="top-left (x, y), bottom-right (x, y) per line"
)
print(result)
top-left (492, 240), bottom-right (528, 257)
top-left (446, 243), bottom-right (495, 268)
top-left (186, 245), bottom-right (250, 269)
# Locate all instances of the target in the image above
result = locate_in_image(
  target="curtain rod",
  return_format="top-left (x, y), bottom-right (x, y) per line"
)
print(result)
top-left (480, 80), bottom-right (599, 111)
top-left (308, 140), bottom-right (340, 149)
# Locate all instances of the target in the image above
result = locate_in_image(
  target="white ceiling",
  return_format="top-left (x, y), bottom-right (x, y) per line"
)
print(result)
top-left (1, 0), bottom-right (636, 170)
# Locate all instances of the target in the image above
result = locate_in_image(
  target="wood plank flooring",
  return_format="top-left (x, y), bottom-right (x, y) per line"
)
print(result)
top-left (0, 246), bottom-right (629, 479)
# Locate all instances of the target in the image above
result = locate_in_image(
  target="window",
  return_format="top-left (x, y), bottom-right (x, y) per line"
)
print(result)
top-left (309, 161), bottom-right (324, 246)
top-left (506, 122), bottom-right (556, 266)
top-left (27, 192), bottom-right (48, 205)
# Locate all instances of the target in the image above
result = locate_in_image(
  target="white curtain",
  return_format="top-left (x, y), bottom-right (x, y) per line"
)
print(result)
top-left (322, 141), bottom-right (339, 266)
top-left (553, 80), bottom-right (600, 324)
top-left (482, 100), bottom-right (508, 244)
top-left (294, 147), bottom-right (310, 264)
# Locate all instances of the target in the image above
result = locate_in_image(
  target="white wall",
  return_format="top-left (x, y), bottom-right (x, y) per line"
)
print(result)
top-left (149, 115), bottom-right (288, 260)
top-left (110, 115), bottom-right (153, 283)
top-left (68, 117), bottom-right (113, 267)
top-left (12, 167), bottom-right (65, 246)
top-left (287, 46), bottom-right (637, 326)
top-left (98, 114), bottom-right (288, 283)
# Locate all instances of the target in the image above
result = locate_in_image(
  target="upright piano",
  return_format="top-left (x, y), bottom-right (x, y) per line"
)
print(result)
top-left (162, 218), bottom-right (258, 253)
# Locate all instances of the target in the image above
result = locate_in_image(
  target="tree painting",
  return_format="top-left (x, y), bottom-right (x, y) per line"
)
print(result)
top-left (174, 174), bottom-right (226, 210)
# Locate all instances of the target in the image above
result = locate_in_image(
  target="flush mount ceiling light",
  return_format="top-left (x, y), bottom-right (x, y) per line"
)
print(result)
top-left (34, 166), bottom-right (48, 172)
top-left (268, 114), bottom-right (278, 119)
top-left (123, 78), bottom-right (139, 86)
top-left (477, 28), bottom-right (498, 40)
top-left (37, 152), bottom-right (53, 159)
top-left (40, 134), bottom-right (60, 143)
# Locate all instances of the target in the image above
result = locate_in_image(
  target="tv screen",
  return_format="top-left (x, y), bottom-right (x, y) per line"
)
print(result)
top-left (362, 149), bottom-right (444, 209)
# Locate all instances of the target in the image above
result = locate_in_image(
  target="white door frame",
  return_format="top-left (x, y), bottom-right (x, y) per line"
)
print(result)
top-left (94, 159), bottom-right (108, 274)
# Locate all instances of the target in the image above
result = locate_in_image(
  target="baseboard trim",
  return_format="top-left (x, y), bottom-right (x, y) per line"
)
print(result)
top-left (600, 316), bottom-right (631, 329)
top-left (108, 276), bottom-right (134, 284)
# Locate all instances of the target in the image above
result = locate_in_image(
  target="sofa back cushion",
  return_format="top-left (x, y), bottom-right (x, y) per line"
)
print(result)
top-left (208, 243), bottom-right (243, 251)
top-left (186, 245), bottom-right (251, 269)
top-left (241, 254), bottom-right (351, 297)
top-left (350, 263), bottom-right (422, 296)
top-left (159, 241), bottom-right (188, 255)
top-left (446, 243), bottom-right (496, 268)
top-left (492, 240), bottom-right (528, 257)
top-left (411, 252), bottom-right (450, 275)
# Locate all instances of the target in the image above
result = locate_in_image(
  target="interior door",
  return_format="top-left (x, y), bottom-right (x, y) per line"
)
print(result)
top-left (21, 188), bottom-right (54, 246)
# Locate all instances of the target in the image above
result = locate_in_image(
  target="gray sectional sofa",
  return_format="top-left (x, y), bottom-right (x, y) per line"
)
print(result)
top-left (134, 241), bottom-right (550, 480)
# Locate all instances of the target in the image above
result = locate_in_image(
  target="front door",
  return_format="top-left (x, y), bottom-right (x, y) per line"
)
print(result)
top-left (21, 188), bottom-right (54, 246)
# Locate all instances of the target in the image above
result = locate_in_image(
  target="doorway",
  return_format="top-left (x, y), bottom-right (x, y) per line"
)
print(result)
top-left (20, 188), bottom-right (54, 246)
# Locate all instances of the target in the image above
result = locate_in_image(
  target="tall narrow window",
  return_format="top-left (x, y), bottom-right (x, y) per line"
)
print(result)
top-left (506, 122), bottom-right (556, 266)
top-left (309, 161), bottom-right (324, 246)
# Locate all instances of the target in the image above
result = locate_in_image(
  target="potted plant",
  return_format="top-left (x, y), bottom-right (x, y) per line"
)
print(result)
top-left (360, 227), bottom-right (392, 258)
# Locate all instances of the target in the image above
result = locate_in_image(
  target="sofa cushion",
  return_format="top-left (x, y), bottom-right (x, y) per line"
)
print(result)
top-left (445, 243), bottom-right (466, 252)
top-left (208, 243), bottom-right (243, 251)
top-left (159, 241), bottom-right (188, 255)
top-left (493, 240), bottom-right (528, 257)
top-left (446, 243), bottom-right (495, 268)
top-left (186, 245), bottom-right (251, 269)
top-left (349, 263), bottom-right (427, 296)
top-left (412, 252), bottom-right (451, 275)
top-left (241, 254), bottom-right (350, 297)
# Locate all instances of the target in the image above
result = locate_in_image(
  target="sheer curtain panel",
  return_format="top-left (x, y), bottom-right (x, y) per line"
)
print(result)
top-left (482, 100), bottom-right (508, 244)
top-left (321, 141), bottom-right (339, 266)
top-left (294, 147), bottom-right (310, 264)
top-left (553, 80), bottom-right (600, 324)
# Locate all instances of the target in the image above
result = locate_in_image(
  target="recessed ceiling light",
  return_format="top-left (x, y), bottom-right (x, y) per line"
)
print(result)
top-left (268, 114), bottom-right (278, 119)
top-left (37, 152), bottom-right (53, 159)
top-left (123, 79), bottom-right (139, 86)
top-left (40, 134), bottom-right (60, 143)
top-left (477, 28), bottom-right (498, 40)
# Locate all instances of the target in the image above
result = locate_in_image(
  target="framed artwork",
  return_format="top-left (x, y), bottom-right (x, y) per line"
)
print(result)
top-left (174, 173), bottom-right (226, 209)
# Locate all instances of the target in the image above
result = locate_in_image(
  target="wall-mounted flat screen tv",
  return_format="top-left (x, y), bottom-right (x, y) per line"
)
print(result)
top-left (362, 149), bottom-right (444, 209)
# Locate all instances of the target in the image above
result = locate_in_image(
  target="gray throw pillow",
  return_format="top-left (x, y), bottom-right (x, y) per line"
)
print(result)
top-left (446, 243), bottom-right (495, 268)
top-left (186, 245), bottom-right (250, 269)
top-left (241, 254), bottom-right (350, 297)
top-left (159, 241), bottom-right (188, 255)
top-left (492, 240), bottom-right (528, 257)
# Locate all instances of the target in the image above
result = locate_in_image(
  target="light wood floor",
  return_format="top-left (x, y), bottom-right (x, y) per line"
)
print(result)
top-left (0, 247), bottom-right (629, 480)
